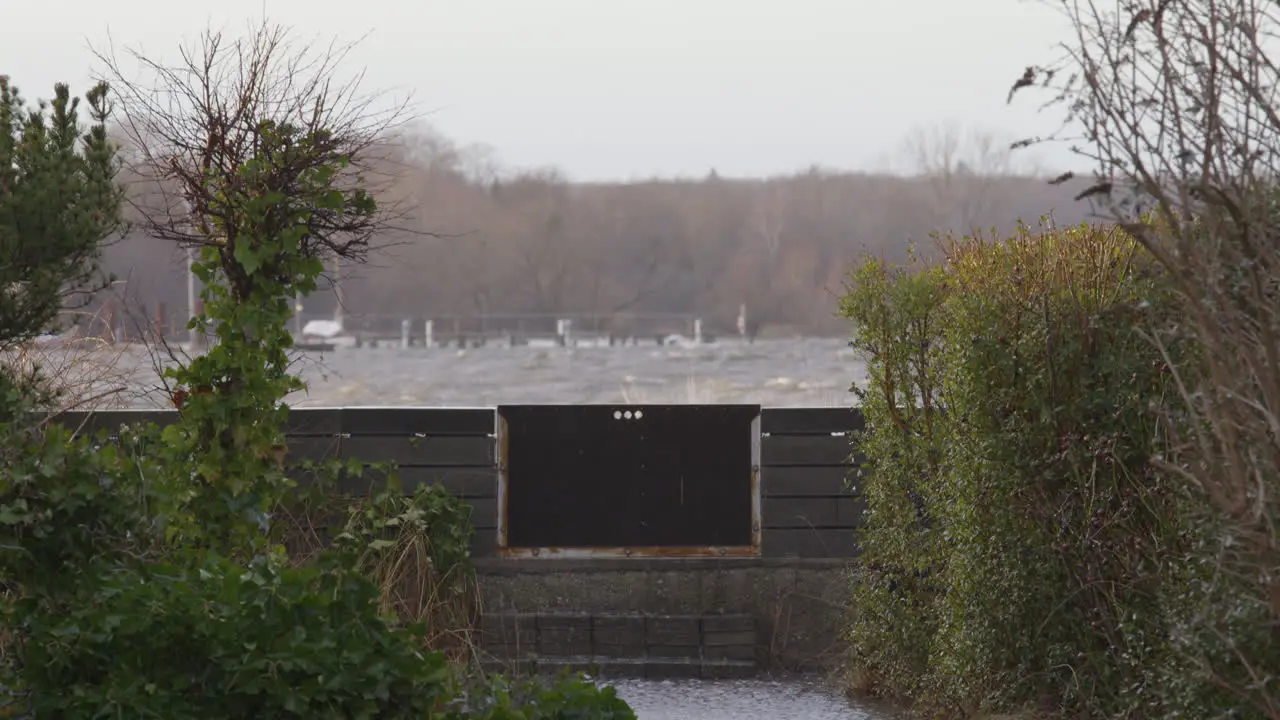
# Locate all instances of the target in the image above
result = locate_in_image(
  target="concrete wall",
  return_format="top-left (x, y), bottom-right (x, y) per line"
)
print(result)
top-left (476, 557), bottom-right (853, 670)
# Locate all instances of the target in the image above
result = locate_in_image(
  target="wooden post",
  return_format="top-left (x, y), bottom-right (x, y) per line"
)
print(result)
top-left (556, 318), bottom-right (573, 347)
top-left (424, 319), bottom-right (434, 348)
top-left (401, 318), bottom-right (411, 348)
top-left (694, 318), bottom-right (703, 345)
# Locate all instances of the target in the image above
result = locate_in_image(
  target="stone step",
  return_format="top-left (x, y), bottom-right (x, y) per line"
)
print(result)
top-left (478, 612), bottom-right (759, 673)
top-left (478, 655), bottom-right (758, 680)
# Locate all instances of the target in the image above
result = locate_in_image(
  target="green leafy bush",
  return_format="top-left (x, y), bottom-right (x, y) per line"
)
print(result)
top-left (12, 555), bottom-right (451, 719)
top-left (839, 249), bottom-right (949, 701)
top-left (0, 421), bottom-right (167, 598)
top-left (841, 221), bottom-right (1196, 717)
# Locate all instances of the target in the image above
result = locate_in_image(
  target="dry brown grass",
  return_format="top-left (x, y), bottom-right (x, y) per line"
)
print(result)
top-left (273, 491), bottom-right (482, 665)
top-left (1, 306), bottom-right (147, 413)
top-left (353, 520), bottom-right (481, 664)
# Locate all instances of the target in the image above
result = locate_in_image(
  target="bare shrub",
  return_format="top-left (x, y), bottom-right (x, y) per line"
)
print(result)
top-left (0, 306), bottom-right (144, 413)
top-left (1015, 1), bottom-right (1280, 715)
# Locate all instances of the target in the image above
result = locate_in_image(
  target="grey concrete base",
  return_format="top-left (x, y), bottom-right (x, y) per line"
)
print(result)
top-left (474, 558), bottom-right (854, 671)
top-left (479, 611), bottom-right (757, 671)
top-left (478, 655), bottom-right (757, 680)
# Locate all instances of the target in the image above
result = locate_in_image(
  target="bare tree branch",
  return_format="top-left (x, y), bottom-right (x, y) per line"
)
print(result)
top-left (91, 21), bottom-right (419, 272)
top-left (1016, 0), bottom-right (1280, 713)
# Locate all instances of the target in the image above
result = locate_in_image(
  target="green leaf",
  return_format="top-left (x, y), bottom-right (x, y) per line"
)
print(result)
top-left (232, 240), bottom-right (263, 275)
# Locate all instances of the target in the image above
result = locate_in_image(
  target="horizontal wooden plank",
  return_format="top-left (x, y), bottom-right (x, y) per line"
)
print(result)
top-left (325, 461), bottom-right (494, 497)
top-left (762, 528), bottom-right (861, 558)
top-left (330, 466), bottom-right (496, 498)
top-left (48, 409), bottom-right (337, 437)
top-left (471, 528), bottom-right (498, 557)
top-left (285, 436), bottom-right (343, 463)
top-left (283, 408), bottom-right (342, 436)
top-left (761, 407), bottom-right (864, 435)
top-left (340, 435), bottom-right (495, 467)
top-left (762, 497), bottom-right (865, 529)
top-left (389, 466), bottom-right (497, 497)
top-left (761, 434), bottom-right (856, 466)
top-left (839, 496), bottom-right (868, 525)
top-left (763, 497), bottom-right (839, 528)
top-left (50, 409), bottom-right (177, 436)
top-left (762, 466), bottom-right (860, 497)
top-left (341, 407), bottom-right (494, 436)
top-left (468, 498), bottom-right (498, 529)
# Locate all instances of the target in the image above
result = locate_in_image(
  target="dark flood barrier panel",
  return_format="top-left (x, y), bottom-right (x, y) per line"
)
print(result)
top-left (497, 405), bottom-right (760, 552)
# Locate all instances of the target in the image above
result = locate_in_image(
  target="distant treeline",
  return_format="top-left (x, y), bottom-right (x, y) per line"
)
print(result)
top-left (101, 127), bottom-right (1096, 338)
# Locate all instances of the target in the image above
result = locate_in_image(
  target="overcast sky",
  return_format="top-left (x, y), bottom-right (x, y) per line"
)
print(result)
top-left (3, 0), bottom-right (1078, 181)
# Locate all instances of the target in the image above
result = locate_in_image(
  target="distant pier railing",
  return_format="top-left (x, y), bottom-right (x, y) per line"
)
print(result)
top-left (47, 405), bottom-right (863, 559)
top-left (69, 307), bottom-right (748, 349)
top-left (297, 312), bottom-right (720, 349)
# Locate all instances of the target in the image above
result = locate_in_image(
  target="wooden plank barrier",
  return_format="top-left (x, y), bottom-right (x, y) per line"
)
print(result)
top-left (47, 406), bottom-right (499, 555)
top-left (336, 407), bottom-right (497, 555)
top-left (44, 406), bottom-right (867, 559)
top-left (758, 408), bottom-right (865, 558)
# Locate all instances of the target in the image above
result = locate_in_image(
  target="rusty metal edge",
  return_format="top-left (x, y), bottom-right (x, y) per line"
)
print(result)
top-left (495, 410), bottom-right (509, 553)
top-left (750, 411), bottom-right (762, 555)
top-left (492, 404), bottom-right (762, 560)
top-left (496, 545), bottom-right (759, 559)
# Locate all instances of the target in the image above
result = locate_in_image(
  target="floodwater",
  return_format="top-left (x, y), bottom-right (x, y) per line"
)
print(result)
top-left (66, 337), bottom-right (869, 408)
top-left (286, 336), bottom-right (867, 407)
top-left (609, 677), bottom-right (896, 719)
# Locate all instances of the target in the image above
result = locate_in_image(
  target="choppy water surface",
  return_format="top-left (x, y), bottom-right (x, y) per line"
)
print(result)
top-left (609, 677), bottom-right (894, 719)
top-left (87, 337), bottom-right (866, 408)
